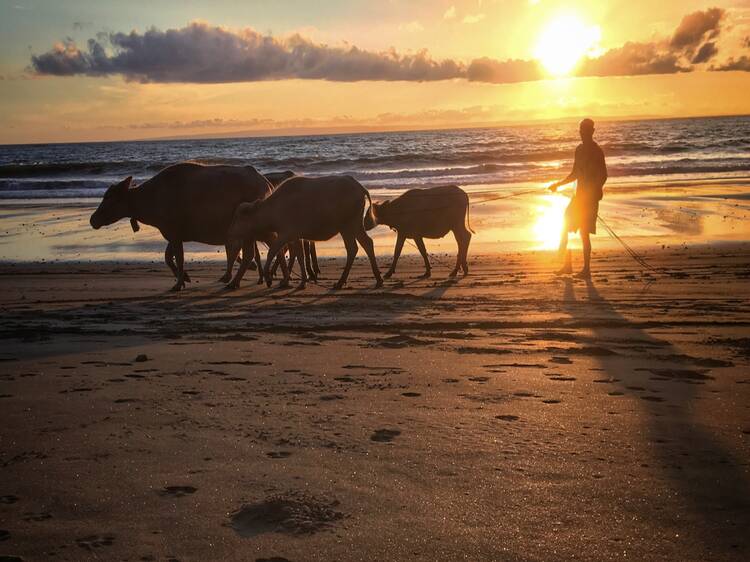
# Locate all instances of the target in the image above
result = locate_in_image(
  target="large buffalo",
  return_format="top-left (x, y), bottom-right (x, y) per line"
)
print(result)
top-left (263, 171), bottom-right (320, 280)
top-left (90, 163), bottom-right (283, 291)
top-left (228, 175), bottom-right (382, 290)
top-left (365, 185), bottom-right (473, 279)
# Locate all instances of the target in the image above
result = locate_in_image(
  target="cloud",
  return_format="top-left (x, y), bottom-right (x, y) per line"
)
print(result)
top-left (691, 41), bottom-right (718, 64)
top-left (577, 8), bottom-right (725, 77)
top-left (712, 56), bottom-right (750, 71)
top-left (462, 14), bottom-right (485, 24)
top-left (578, 42), bottom-right (687, 77)
top-left (443, 6), bottom-right (456, 20)
top-left (399, 21), bottom-right (424, 33)
top-left (28, 8), bottom-right (745, 86)
top-left (466, 58), bottom-right (542, 83)
top-left (31, 22), bottom-right (465, 83)
top-left (670, 7), bottom-right (723, 52)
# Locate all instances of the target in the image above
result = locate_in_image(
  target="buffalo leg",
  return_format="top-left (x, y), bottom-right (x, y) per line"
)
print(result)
top-left (384, 232), bottom-right (405, 279)
top-left (451, 228), bottom-right (472, 276)
top-left (293, 239), bottom-right (307, 289)
top-left (356, 229), bottom-right (383, 288)
top-left (334, 234), bottom-right (359, 290)
top-left (459, 228), bottom-right (472, 275)
top-left (227, 240), bottom-right (255, 289)
top-left (253, 242), bottom-right (265, 285)
top-left (165, 243), bottom-right (178, 278)
top-left (263, 237), bottom-right (292, 288)
top-left (170, 241), bottom-right (187, 292)
top-left (303, 240), bottom-right (317, 281)
top-left (414, 237), bottom-right (431, 279)
top-left (219, 245), bottom-right (234, 283)
top-left (166, 243), bottom-right (191, 283)
top-left (310, 242), bottom-right (321, 276)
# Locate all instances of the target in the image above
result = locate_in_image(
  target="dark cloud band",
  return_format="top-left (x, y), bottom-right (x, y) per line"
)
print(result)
top-left (30, 8), bottom-right (738, 85)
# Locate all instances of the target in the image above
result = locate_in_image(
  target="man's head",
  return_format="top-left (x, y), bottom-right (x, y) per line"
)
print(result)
top-left (579, 118), bottom-right (595, 142)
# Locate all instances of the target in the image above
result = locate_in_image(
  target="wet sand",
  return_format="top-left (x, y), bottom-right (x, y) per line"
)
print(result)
top-left (1, 246), bottom-right (749, 561)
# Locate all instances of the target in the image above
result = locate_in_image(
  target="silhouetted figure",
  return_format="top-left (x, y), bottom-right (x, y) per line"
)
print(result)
top-left (549, 118), bottom-right (607, 279)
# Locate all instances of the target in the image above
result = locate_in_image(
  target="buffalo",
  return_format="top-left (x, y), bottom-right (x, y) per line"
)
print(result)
top-left (228, 175), bottom-right (382, 290)
top-left (90, 163), bottom-right (284, 291)
top-left (365, 185), bottom-right (473, 279)
top-left (263, 171), bottom-right (321, 281)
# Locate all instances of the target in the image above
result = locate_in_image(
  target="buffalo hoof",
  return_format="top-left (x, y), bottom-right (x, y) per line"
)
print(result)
top-left (257, 277), bottom-right (265, 285)
top-left (383, 270), bottom-right (394, 279)
top-left (449, 269), bottom-right (459, 278)
top-left (332, 282), bottom-right (344, 290)
top-left (170, 283), bottom-right (184, 292)
top-left (278, 281), bottom-right (290, 289)
top-left (416, 271), bottom-right (431, 280)
top-left (297, 282), bottom-right (307, 290)
top-left (218, 272), bottom-right (231, 284)
top-left (184, 272), bottom-right (192, 283)
top-left (374, 278), bottom-right (384, 289)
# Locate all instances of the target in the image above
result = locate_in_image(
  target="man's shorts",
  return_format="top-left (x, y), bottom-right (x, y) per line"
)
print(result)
top-left (564, 194), bottom-right (599, 234)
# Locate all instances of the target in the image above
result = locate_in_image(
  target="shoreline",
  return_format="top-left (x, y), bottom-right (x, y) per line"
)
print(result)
top-left (1, 180), bottom-right (749, 264)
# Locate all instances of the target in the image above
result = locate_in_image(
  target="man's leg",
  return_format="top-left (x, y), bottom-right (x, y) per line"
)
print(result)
top-left (556, 229), bottom-right (572, 275)
top-left (577, 232), bottom-right (591, 278)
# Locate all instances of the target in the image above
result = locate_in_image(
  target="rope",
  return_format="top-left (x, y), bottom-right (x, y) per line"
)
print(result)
top-left (596, 215), bottom-right (661, 274)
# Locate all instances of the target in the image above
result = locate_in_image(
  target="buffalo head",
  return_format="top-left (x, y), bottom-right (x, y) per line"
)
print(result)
top-left (90, 176), bottom-right (133, 230)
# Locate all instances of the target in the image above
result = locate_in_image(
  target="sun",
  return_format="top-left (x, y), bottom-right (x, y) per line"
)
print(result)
top-left (534, 15), bottom-right (601, 76)
top-left (532, 193), bottom-right (570, 250)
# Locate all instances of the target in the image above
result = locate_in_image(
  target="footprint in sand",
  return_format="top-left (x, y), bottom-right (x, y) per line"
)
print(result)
top-left (401, 392), bottom-right (421, 397)
top-left (267, 451), bottom-right (292, 459)
top-left (370, 429), bottom-right (401, 442)
top-left (496, 415), bottom-right (519, 421)
top-left (158, 486), bottom-right (197, 498)
top-left (22, 511), bottom-right (52, 522)
top-left (231, 491), bottom-right (343, 538)
top-left (641, 396), bottom-right (665, 402)
top-left (442, 378), bottom-right (460, 383)
top-left (468, 376), bottom-right (490, 383)
top-left (542, 399), bottom-right (562, 404)
top-left (75, 534), bottom-right (114, 550)
top-left (257, 558), bottom-right (292, 562)
top-left (550, 356), bottom-right (573, 364)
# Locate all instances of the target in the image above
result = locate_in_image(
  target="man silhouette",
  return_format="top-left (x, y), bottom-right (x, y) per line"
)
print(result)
top-left (549, 118), bottom-right (607, 279)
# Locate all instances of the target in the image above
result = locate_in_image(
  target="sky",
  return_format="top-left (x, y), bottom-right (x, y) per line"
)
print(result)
top-left (1, 0), bottom-right (750, 144)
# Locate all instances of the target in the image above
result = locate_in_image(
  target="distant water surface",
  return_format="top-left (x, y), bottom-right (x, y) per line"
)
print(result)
top-left (2, 115), bottom-right (750, 200)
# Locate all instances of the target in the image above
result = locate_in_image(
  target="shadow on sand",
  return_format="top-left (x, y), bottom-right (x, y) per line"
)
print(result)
top-left (561, 277), bottom-right (749, 557)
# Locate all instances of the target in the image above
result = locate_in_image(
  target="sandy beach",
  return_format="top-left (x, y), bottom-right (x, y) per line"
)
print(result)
top-left (1, 245), bottom-right (749, 561)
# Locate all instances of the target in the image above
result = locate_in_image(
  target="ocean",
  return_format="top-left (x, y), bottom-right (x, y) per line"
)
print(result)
top-left (2, 115), bottom-right (750, 200)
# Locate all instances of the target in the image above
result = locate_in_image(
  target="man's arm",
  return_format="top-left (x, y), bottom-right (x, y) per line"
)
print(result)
top-left (549, 147), bottom-right (580, 192)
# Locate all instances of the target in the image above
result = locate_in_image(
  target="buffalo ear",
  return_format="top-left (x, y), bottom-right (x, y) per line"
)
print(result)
top-left (119, 176), bottom-right (133, 190)
top-left (130, 218), bottom-right (140, 232)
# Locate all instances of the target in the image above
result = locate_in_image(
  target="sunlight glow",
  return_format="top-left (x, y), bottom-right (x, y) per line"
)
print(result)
top-left (534, 15), bottom-right (601, 76)
top-left (532, 193), bottom-right (570, 249)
